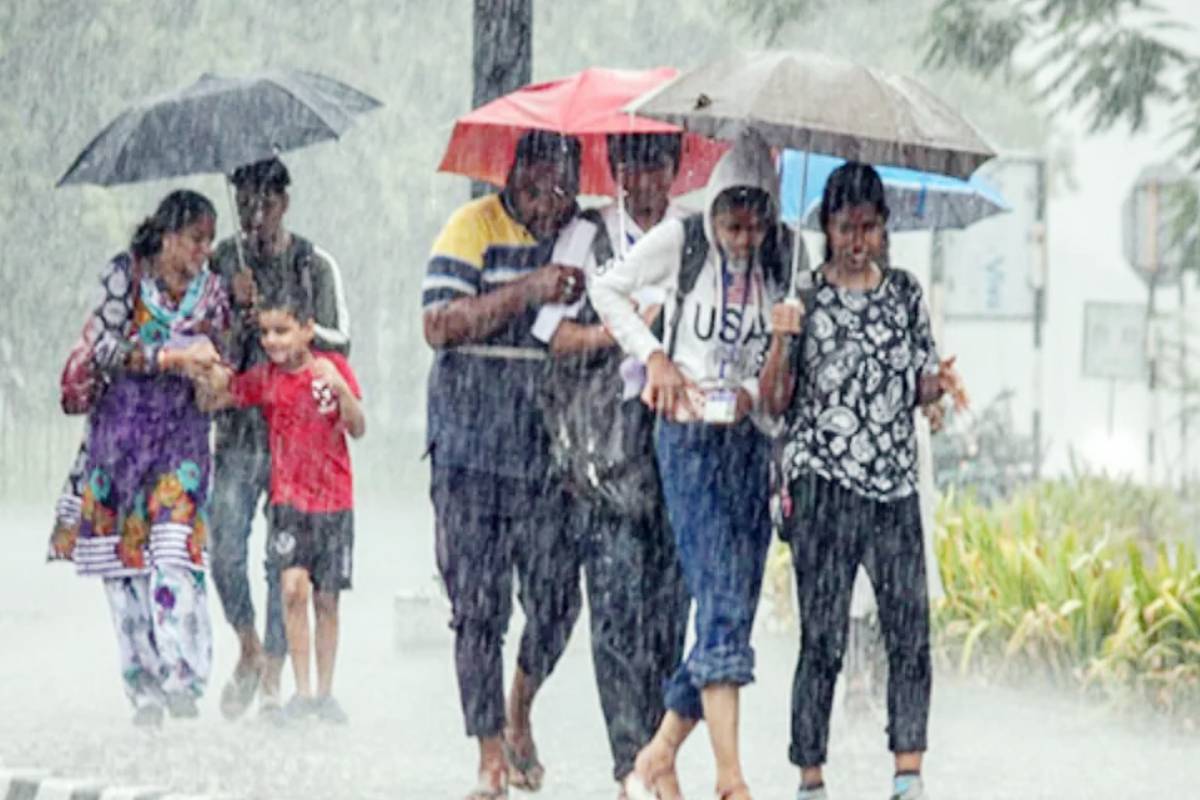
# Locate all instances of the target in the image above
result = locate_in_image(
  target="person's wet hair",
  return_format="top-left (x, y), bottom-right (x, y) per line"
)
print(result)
top-left (510, 130), bottom-right (582, 183)
top-left (819, 161), bottom-right (890, 261)
top-left (606, 132), bottom-right (682, 175)
top-left (712, 186), bottom-right (773, 223)
top-left (258, 284), bottom-right (315, 324)
top-left (130, 189), bottom-right (216, 259)
top-left (230, 158), bottom-right (292, 195)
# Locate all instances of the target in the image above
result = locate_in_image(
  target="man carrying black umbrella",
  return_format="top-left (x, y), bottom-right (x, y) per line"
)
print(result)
top-left (207, 157), bottom-right (352, 722)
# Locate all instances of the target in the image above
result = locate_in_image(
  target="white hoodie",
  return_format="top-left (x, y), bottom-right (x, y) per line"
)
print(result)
top-left (588, 129), bottom-right (786, 419)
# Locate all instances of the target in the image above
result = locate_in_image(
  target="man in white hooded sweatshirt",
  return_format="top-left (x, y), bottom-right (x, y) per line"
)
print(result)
top-left (590, 129), bottom-right (790, 800)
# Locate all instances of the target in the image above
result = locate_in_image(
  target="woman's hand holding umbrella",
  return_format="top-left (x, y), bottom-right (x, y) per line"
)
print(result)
top-left (770, 299), bottom-right (806, 336)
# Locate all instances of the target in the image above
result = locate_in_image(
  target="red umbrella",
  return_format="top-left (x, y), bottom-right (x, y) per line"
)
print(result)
top-left (438, 66), bottom-right (726, 196)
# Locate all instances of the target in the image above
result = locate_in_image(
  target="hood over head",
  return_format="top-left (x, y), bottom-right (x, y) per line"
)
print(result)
top-left (702, 127), bottom-right (780, 247)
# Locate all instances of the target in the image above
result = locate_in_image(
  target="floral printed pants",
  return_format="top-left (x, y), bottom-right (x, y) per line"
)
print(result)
top-left (102, 564), bottom-right (212, 709)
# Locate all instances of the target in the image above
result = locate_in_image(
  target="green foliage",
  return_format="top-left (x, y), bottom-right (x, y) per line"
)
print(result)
top-left (760, 475), bottom-right (1200, 720)
top-left (923, 0), bottom-right (1200, 169)
top-left (935, 477), bottom-right (1200, 719)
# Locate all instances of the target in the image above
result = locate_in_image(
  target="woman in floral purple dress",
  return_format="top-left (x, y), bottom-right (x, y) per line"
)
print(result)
top-left (62, 190), bottom-right (230, 726)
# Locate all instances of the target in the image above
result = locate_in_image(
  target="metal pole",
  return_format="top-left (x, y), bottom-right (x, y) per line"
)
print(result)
top-left (471, 0), bottom-right (532, 199)
top-left (1181, 276), bottom-right (1189, 495)
top-left (1148, 278), bottom-right (1159, 484)
top-left (1031, 158), bottom-right (1048, 480)
top-left (1108, 378), bottom-right (1116, 437)
top-left (789, 150), bottom-right (811, 298)
top-left (930, 228), bottom-right (946, 345)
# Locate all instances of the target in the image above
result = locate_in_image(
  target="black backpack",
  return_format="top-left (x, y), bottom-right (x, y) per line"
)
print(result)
top-left (540, 210), bottom-right (664, 519)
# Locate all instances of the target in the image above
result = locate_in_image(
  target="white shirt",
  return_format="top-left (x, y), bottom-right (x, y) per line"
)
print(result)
top-left (588, 216), bottom-right (773, 418)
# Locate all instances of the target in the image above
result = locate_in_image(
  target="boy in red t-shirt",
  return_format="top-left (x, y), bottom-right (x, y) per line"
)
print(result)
top-left (201, 292), bottom-right (365, 724)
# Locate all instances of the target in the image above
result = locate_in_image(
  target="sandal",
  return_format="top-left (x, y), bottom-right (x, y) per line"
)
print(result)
top-left (219, 659), bottom-right (263, 721)
top-left (502, 737), bottom-right (545, 792)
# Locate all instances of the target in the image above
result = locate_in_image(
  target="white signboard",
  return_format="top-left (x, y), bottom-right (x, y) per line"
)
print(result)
top-left (1082, 302), bottom-right (1148, 382)
top-left (943, 157), bottom-right (1041, 319)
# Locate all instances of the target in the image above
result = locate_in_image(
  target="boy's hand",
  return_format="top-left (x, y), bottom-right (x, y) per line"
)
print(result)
top-left (311, 357), bottom-right (346, 393)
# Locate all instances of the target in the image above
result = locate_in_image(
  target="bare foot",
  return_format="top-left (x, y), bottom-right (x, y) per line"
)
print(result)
top-left (624, 739), bottom-right (679, 799)
top-left (656, 769), bottom-right (685, 800)
top-left (715, 782), bottom-right (752, 800)
top-left (465, 765), bottom-right (507, 800)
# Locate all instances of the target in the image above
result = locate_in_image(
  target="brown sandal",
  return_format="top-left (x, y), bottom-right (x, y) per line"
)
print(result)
top-left (716, 783), bottom-right (751, 800)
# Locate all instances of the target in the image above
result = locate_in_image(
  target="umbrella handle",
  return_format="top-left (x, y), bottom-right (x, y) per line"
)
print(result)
top-left (788, 150), bottom-right (810, 299)
top-left (224, 176), bottom-right (249, 276)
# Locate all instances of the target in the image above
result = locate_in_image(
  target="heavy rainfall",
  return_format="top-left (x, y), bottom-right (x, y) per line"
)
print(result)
top-left (1, 1), bottom-right (1199, 799)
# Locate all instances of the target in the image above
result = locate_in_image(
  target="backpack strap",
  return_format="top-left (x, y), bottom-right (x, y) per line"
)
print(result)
top-left (291, 235), bottom-right (316, 313)
top-left (578, 208), bottom-right (615, 266)
top-left (666, 214), bottom-right (709, 361)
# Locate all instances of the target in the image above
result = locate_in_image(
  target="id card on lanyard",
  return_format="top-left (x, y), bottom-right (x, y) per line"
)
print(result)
top-left (703, 259), bottom-right (762, 424)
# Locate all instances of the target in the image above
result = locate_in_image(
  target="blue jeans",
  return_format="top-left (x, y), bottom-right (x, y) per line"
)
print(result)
top-left (209, 446), bottom-right (286, 658)
top-left (655, 419), bottom-right (772, 720)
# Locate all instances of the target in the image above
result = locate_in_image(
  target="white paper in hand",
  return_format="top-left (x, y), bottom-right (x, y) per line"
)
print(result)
top-left (532, 217), bottom-right (599, 342)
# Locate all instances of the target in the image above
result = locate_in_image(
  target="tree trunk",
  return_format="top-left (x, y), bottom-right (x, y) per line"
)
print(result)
top-left (471, 0), bottom-right (532, 198)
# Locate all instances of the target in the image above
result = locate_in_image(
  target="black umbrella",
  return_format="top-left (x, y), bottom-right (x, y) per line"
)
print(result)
top-left (58, 69), bottom-right (382, 187)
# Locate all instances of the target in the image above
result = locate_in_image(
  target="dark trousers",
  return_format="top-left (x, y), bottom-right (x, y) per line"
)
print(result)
top-left (578, 497), bottom-right (689, 782)
top-left (783, 473), bottom-right (931, 767)
top-left (432, 467), bottom-right (583, 738)
top-left (209, 446), bottom-right (287, 657)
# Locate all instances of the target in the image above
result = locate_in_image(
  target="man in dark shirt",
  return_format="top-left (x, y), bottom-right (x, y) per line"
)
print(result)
top-left (208, 158), bottom-right (351, 721)
top-left (423, 131), bottom-right (588, 797)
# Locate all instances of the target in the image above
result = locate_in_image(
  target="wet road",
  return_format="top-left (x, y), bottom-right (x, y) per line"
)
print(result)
top-left (2, 500), bottom-right (1196, 799)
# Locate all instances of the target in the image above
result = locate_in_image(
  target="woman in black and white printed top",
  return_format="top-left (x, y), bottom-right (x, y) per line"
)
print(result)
top-left (759, 162), bottom-right (963, 800)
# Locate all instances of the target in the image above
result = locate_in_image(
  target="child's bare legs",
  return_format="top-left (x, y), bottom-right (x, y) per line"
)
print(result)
top-left (313, 590), bottom-right (339, 697)
top-left (281, 567), bottom-right (313, 697)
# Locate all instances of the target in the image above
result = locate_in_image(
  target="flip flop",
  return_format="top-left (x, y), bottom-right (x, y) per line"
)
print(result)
top-left (218, 660), bottom-right (263, 721)
top-left (502, 738), bottom-right (545, 792)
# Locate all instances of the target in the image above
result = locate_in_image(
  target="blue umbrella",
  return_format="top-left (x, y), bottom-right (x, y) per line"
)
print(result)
top-left (780, 150), bottom-right (1008, 231)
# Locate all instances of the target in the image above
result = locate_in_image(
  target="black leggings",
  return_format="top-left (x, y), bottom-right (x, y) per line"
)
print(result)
top-left (783, 473), bottom-right (931, 767)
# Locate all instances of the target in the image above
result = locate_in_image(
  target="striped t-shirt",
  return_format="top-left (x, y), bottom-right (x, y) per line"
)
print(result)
top-left (422, 193), bottom-right (558, 486)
